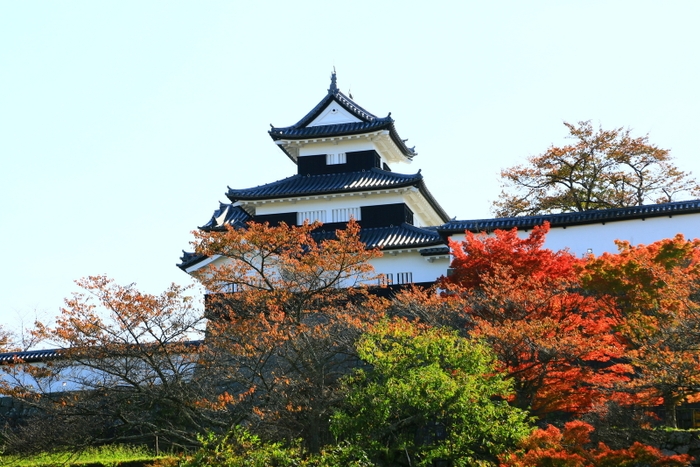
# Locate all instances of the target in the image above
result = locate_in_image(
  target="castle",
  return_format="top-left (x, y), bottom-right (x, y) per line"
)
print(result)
top-left (179, 72), bottom-right (700, 283)
top-left (3, 72), bottom-right (700, 391)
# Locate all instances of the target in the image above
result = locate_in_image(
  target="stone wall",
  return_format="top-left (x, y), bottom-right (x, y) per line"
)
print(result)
top-left (657, 430), bottom-right (700, 465)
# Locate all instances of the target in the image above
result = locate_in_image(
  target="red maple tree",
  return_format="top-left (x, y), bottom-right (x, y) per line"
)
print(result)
top-left (582, 234), bottom-right (700, 427)
top-left (500, 420), bottom-right (691, 466)
top-left (443, 223), bottom-right (631, 415)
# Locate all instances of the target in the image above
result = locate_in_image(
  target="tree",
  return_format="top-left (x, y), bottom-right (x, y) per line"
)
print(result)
top-left (0, 277), bottom-right (211, 452)
top-left (332, 318), bottom-right (532, 467)
top-left (0, 220), bottom-right (386, 454)
top-left (191, 219), bottom-right (386, 452)
top-left (500, 420), bottom-right (691, 467)
top-left (493, 121), bottom-right (700, 217)
top-left (181, 427), bottom-right (374, 467)
top-left (442, 224), bottom-right (631, 416)
top-left (0, 325), bottom-right (15, 353)
top-left (581, 234), bottom-right (700, 427)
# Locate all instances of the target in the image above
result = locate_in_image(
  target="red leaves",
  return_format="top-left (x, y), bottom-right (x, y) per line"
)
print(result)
top-left (582, 235), bottom-right (700, 426)
top-left (446, 219), bottom-right (700, 432)
top-left (444, 223), bottom-right (629, 415)
top-left (500, 421), bottom-right (691, 467)
top-left (445, 223), bottom-right (578, 291)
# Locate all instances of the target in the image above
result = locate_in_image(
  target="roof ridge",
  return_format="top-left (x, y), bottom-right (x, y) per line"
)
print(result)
top-left (440, 198), bottom-right (700, 232)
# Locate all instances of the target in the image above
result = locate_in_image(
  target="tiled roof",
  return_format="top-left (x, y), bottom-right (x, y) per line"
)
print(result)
top-left (0, 348), bottom-right (64, 364)
top-left (313, 223), bottom-right (445, 251)
top-left (0, 341), bottom-right (205, 365)
top-left (179, 251), bottom-right (207, 270)
top-left (178, 204), bottom-right (252, 270)
top-left (200, 203), bottom-right (252, 231)
top-left (227, 168), bottom-right (424, 201)
top-left (419, 246), bottom-right (450, 256)
top-left (269, 72), bottom-right (416, 159)
top-left (438, 199), bottom-right (700, 234)
top-left (180, 223), bottom-right (447, 270)
top-left (269, 118), bottom-right (394, 139)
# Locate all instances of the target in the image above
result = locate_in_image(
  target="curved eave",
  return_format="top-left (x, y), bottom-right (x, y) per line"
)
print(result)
top-left (270, 122), bottom-right (416, 161)
top-left (288, 89), bottom-right (379, 130)
top-left (269, 118), bottom-right (393, 141)
top-left (438, 199), bottom-right (700, 235)
top-left (199, 203), bottom-right (252, 231)
top-left (313, 223), bottom-right (445, 251)
top-left (269, 81), bottom-right (416, 162)
top-left (0, 348), bottom-right (65, 364)
top-left (0, 341), bottom-right (206, 365)
top-left (178, 251), bottom-right (209, 271)
top-left (415, 181), bottom-right (451, 224)
top-left (227, 169), bottom-right (424, 202)
top-left (180, 223), bottom-right (446, 272)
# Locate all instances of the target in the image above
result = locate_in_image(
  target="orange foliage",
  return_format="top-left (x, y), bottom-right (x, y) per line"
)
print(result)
top-left (582, 235), bottom-right (700, 425)
top-left (443, 223), bottom-right (631, 415)
top-left (493, 120), bottom-right (700, 217)
top-left (191, 220), bottom-right (387, 449)
top-left (500, 421), bottom-right (691, 467)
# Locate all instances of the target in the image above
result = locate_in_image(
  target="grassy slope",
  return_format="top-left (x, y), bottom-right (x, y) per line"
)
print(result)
top-left (0, 445), bottom-right (177, 467)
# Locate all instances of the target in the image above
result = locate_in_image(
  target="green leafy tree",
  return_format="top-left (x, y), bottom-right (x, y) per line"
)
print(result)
top-left (182, 427), bottom-right (374, 467)
top-left (494, 121), bottom-right (700, 217)
top-left (332, 319), bottom-right (532, 467)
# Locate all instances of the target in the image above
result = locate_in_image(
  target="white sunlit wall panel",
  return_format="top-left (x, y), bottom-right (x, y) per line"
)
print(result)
top-left (326, 152), bottom-right (347, 165)
top-left (332, 207), bottom-right (361, 223)
top-left (297, 210), bottom-right (327, 225)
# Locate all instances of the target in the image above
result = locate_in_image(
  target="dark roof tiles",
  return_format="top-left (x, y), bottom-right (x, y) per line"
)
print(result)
top-left (269, 72), bottom-right (415, 159)
top-left (313, 223), bottom-right (445, 251)
top-left (439, 199), bottom-right (700, 234)
top-left (227, 168), bottom-right (424, 202)
top-left (0, 341), bottom-right (205, 365)
top-left (0, 348), bottom-right (63, 364)
top-left (200, 203), bottom-right (252, 231)
top-left (269, 118), bottom-right (394, 140)
top-left (179, 223), bottom-right (445, 270)
top-left (179, 251), bottom-right (207, 270)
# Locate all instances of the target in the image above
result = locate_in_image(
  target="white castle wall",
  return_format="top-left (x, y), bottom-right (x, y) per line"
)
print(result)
top-left (447, 212), bottom-right (700, 259)
top-left (370, 252), bottom-right (449, 285)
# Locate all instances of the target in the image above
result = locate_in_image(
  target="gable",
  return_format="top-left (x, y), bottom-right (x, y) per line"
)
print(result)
top-left (306, 101), bottom-right (363, 127)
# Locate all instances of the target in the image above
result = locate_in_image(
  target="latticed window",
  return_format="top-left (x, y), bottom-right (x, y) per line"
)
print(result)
top-left (297, 210), bottom-right (327, 224)
top-left (332, 207), bottom-right (361, 223)
top-left (326, 152), bottom-right (347, 165)
top-left (396, 272), bottom-right (413, 284)
top-left (378, 273), bottom-right (394, 286)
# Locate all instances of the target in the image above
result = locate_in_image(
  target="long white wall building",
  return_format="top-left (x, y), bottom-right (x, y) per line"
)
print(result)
top-left (179, 72), bottom-right (700, 287)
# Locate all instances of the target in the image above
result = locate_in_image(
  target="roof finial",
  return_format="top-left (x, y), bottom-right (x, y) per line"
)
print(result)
top-left (329, 67), bottom-right (338, 94)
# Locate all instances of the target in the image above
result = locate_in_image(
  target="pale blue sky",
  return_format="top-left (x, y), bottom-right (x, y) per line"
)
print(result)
top-left (2, 1), bottom-right (699, 336)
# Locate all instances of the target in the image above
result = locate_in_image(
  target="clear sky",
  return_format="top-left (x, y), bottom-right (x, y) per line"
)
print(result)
top-left (1, 1), bottom-right (699, 337)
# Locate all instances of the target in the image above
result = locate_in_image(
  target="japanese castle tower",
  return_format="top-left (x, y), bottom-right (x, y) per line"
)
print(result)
top-left (179, 72), bottom-right (452, 286)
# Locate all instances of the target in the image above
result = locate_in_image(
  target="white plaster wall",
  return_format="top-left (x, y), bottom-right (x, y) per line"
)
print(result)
top-left (298, 139), bottom-right (376, 157)
top-left (448, 213), bottom-right (700, 258)
top-left (253, 192), bottom-right (407, 216)
top-left (295, 136), bottom-right (412, 170)
top-left (250, 192), bottom-right (438, 227)
top-left (306, 103), bottom-right (362, 127)
top-left (195, 250), bottom-right (448, 289)
top-left (0, 362), bottom-right (97, 392)
top-left (369, 252), bottom-right (449, 285)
